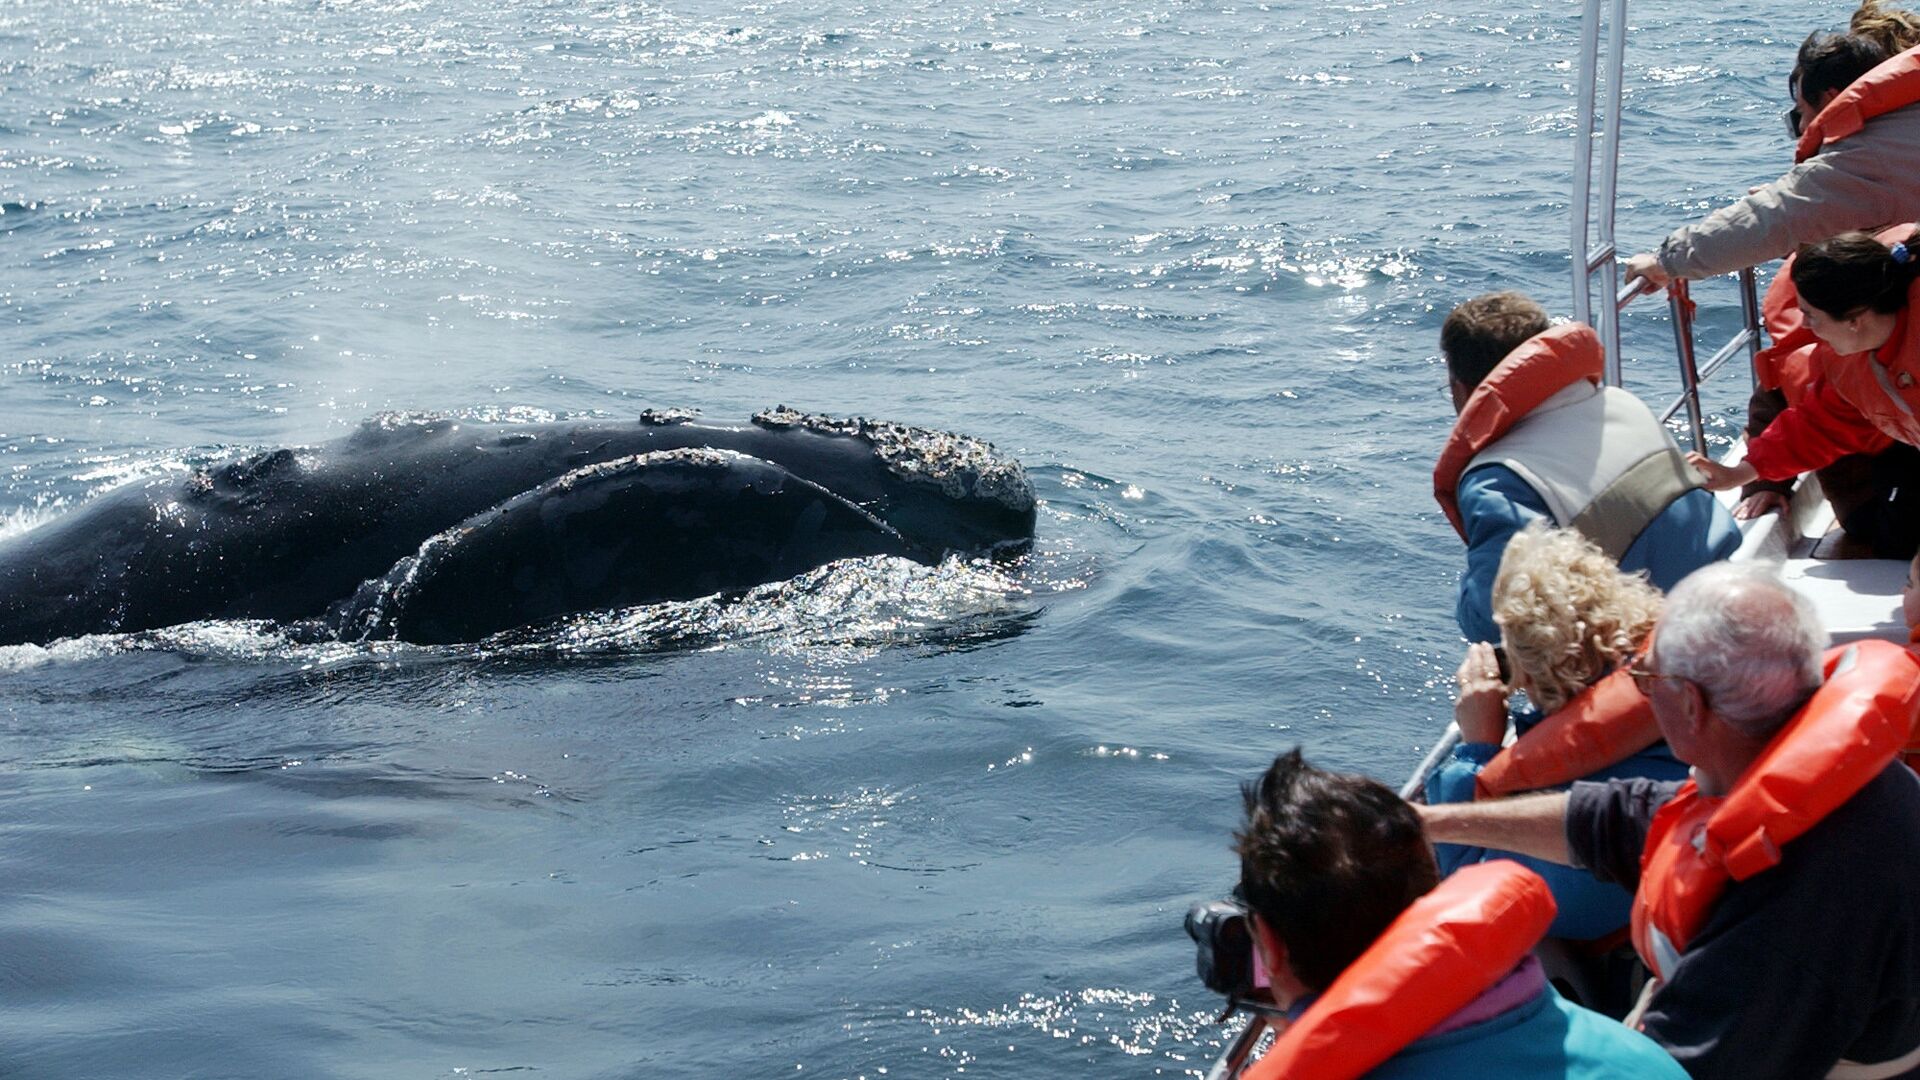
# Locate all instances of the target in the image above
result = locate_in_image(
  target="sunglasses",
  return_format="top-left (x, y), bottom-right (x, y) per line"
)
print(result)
top-left (1785, 71), bottom-right (1804, 139)
top-left (1626, 651), bottom-right (1687, 697)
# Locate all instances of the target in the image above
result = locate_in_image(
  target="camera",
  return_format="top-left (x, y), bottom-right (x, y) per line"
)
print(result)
top-left (1185, 896), bottom-right (1256, 999)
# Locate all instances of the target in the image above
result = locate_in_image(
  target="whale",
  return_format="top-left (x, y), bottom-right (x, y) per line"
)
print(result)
top-left (0, 407), bottom-right (1036, 645)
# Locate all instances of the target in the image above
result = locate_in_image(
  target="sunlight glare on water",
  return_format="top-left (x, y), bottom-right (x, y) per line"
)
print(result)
top-left (0, 0), bottom-right (1810, 1074)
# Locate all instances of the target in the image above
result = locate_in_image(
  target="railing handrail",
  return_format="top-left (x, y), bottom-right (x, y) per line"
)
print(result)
top-left (1573, 0), bottom-right (1762, 451)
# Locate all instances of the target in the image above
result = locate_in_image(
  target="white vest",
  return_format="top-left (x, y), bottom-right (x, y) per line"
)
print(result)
top-left (1464, 381), bottom-right (1699, 561)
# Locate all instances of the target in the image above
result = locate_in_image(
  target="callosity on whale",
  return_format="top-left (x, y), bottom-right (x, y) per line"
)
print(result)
top-left (0, 408), bottom-right (1036, 645)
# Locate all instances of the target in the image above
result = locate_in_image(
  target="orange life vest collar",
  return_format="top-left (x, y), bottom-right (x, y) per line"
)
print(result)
top-left (1475, 665), bottom-right (1660, 799)
top-left (1797, 45), bottom-right (1920, 162)
top-left (1629, 640), bottom-right (1920, 979)
top-left (1434, 323), bottom-right (1606, 540)
top-left (1245, 861), bottom-right (1555, 1080)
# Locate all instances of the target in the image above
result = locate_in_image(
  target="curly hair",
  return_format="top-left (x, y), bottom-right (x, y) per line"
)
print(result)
top-left (1850, 0), bottom-right (1920, 56)
top-left (1491, 523), bottom-right (1663, 713)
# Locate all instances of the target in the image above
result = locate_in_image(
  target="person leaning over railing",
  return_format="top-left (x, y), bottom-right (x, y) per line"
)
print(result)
top-left (1419, 562), bottom-right (1920, 1080)
top-left (1426, 523), bottom-right (1688, 942)
top-left (1624, 4), bottom-right (1920, 527)
top-left (1435, 292), bottom-right (1737, 645)
top-left (1624, 2), bottom-right (1920, 294)
top-left (1211, 749), bottom-right (1682, 1079)
top-left (1690, 229), bottom-right (1920, 557)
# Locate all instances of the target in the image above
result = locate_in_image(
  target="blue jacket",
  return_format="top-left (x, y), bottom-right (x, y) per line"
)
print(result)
top-left (1454, 463), bottom-right (1741, 643)
top-left (1367, 984), bottom-right (1686, 1079)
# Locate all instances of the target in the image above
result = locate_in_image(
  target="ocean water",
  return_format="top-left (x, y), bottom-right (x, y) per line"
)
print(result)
top-left (0, 0), bottom-right (1809, 1075)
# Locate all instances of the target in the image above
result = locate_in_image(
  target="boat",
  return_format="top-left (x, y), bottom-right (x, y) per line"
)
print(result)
top-left (1195, 0), bottom-right (1913, 1072)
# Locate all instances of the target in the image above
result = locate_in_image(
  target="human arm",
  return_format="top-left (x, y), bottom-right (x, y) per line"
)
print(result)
top-left (1654, 111), bottom-right (1920, 280)
top-left (1685, 453), bottom-right (1756, 493)
top-left (1743, 375), bottom-right (1893, 482)
top-left (1733, 386), bottom-right (1795, 518)
top-left (1417, 792), bottom-right (1573, 866)
top-left (1452, 466), bottom-right (1549, 645)
top-left (1561, 777), bottom-right (1680, 888)
top-left (1624, 252), bottom-right (1671, 294)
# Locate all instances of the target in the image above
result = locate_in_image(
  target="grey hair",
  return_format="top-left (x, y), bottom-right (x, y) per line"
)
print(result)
top-left (1652, 561), bottom-right (1827, 738)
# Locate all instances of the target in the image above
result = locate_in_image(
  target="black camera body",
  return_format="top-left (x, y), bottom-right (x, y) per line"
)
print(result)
top-left (1184, 897), bottom-right (1257, 999)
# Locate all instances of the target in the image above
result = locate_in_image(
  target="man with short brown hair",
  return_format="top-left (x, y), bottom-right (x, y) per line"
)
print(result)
top-left (1435, 292), bottom-right (1738, 642)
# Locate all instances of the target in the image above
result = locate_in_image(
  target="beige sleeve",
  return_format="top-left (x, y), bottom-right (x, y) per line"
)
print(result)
top-left (1655, 106), bottom-right (1920, 279)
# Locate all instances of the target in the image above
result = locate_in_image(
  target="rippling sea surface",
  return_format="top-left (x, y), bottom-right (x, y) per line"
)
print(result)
top-left (0, 0), bottom-right (1815, 1075)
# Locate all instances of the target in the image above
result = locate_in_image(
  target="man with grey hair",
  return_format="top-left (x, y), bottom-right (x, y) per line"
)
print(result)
top-left (1420, 561), bottom-right (1920, 1079)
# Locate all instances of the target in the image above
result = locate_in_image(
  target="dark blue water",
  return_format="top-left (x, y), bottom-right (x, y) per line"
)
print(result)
top-left (0, 0), bottom-right (1805, 1075)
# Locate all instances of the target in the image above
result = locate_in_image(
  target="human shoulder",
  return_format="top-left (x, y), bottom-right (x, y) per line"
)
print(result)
top-left (1368, 987), bottom-right (1684, 1078)
top-left (1454, 465), bottom-right (1548, 557)
top-left (1645, 767), bottom-right (1920, 1078)
top-left (1787, 763), bottom-right (1920, 875)
top-left (1800, 104), bottom-right (1920, 191)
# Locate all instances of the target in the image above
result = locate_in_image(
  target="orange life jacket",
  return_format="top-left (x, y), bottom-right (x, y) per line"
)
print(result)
top-left (1796, 45), bottom-right (1920, 163)
top-left (1756, 49), bottom-right (1920, 396)
top-left (1246, 861), bottom-right (1556, 1080)
top-left (1753, 259), bottom-right (1819, 401)
top-left (1474, 666), bottom-right (1660, 799)
top-left (1629, 640), bottom-right (1920, 980)
top-left (1434, 324), bottom-right (1605, 539)
top-left (1752, 224), bottom-right (1916, 423)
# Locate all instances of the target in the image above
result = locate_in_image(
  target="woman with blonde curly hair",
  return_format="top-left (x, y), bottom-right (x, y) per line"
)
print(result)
top-left (1424, 522), bottom-right (1691, 940)
top-left (1492, 524), bottom-right (1663, 715)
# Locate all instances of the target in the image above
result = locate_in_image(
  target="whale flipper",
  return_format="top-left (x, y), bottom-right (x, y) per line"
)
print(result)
top-left (334, 449), bottom-right (915, 644)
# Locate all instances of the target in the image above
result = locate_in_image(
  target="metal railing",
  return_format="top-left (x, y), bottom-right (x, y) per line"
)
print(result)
top-left (1655, 272), bottom-right (1764, 453)
top-left (1571, 0), bottom-right (1762, 454)
top-left (1570, 0), bottom-right (1629, 383)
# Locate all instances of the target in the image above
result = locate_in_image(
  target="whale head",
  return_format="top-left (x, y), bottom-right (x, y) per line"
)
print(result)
top-left (751, 407), bottom-right (1036, 557)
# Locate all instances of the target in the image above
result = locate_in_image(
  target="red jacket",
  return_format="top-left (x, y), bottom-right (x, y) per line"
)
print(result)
top-left (1745, 275), bottom-right (1920, 480)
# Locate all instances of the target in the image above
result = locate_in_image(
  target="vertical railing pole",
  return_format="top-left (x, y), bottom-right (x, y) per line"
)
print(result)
top-left (1738, 266), bottom-right (1762, 389)
top-left (1571, 0), bottom-right (1603, 333)
top-left (1596, 0), bottom-right (1629, 386)
top-left (1667, 281), bottom-right (1707, 453)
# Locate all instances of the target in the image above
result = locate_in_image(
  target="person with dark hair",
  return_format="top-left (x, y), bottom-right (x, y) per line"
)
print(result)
top-left (1624, 1), bottom-right (1920, 291)
top-left (1690, 227), bottom-right (1920, 556)
top-left (1627, 3), bottom-right (1920, 530)
top-left (1419, 563), bottom-right (1920, 1079)
top-left (1225, 749), bottom-right (1683, 1078)
top-left (1435, 292), bottom-right (1737, 643)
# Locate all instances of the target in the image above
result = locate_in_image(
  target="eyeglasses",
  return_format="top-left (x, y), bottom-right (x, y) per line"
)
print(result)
top-left (1785, 71), bottom-right (1804, 139)
top-left (1626, 651), bottom-right (1688, 697)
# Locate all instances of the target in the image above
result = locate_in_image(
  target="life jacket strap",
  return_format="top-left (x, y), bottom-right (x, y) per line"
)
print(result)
top-left (1566, 446), bottom-right (1700, 562)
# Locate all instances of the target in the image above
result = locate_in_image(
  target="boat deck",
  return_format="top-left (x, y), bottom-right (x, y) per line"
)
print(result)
top-left (1721, 450), bottom-right (1907, 645)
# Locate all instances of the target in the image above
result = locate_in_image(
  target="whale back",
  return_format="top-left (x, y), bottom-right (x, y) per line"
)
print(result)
top-left (0, 409), bottom-right (1036, 644)
top-left (333, 449), bottom-right (914, 644)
